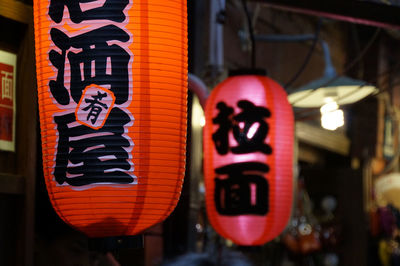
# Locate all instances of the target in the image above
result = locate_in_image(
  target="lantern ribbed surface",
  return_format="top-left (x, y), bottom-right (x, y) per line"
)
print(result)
top-left (203, 75), bottom-right (293, 246)
top-left (34, 0), bottom-right (187, 237)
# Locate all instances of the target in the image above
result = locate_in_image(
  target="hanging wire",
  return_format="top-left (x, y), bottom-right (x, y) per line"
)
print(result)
top-left (291, 27), bottom-right (382, 106)
top-left (337, 58), bottom-right (400, 103)
top-left (343, 28), bottom-right (381, 74)
top-left (284, 19), bottom-right (322, 89)
top-left (241, 0), bottom-right (256, 68)
top-left (350, 24), bottom-right (364, 79)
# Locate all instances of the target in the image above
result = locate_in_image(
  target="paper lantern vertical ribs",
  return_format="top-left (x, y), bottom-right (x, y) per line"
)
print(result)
top-left (34, 0), bottom-right (187, 237)
top-left (204, 73), bottom-right (294, 246)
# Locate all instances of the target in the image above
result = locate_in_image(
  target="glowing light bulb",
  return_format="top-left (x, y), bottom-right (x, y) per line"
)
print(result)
top-left (199, 115), bottom-right (206, 127)
top-left (320, 100), bottom-right (344, 131)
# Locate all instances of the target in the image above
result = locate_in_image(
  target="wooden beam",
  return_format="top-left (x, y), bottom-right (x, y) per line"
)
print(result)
top-left (298, 142), bottom-right (325, 164)
top-left (0, 173), bottom-right (24, 195)
top-left (0, 0), bottom-right (32, 25)
top-left (296, 121), bottom-right (350, 155)
top-left (16, 21), bottom-right (36, 266)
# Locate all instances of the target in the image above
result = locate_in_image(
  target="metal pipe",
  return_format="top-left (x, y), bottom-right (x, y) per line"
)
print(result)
top-left (188, 73), bottom-right (209, 110)
top-left (209, 0), bottom-right (225, 74)
top-left (254, 33), bottom-right (335, 78)
top-left (216, 0), bottom-right (225, 70)
top-left (209, 0), bottom-right (217, 67)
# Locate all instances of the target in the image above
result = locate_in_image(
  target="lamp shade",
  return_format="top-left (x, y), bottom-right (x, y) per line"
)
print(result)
top-left (288, 75), bottom-right (378, 108)
top-left (375, 173), bottom-right (400, 210)
top-left (34, 0), bottom-right (187, 237)
top-left (203, 74), bottom-right (294, 246)
top-left (288, 40), bottom-right (377, 108)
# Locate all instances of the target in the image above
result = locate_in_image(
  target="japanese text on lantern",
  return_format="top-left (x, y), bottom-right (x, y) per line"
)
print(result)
top-left (212, 100), bottom-right (271, 215)
top-left (48, 0), bottom-right (135, 187)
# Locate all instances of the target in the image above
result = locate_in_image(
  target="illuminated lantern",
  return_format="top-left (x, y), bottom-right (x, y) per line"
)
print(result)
top-left (34, 0), bottom-right (187, 237)
top-left (203, 71), bottom-right (294, 245)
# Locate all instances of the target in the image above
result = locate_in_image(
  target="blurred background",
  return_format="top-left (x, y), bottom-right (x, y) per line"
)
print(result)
top-left (2, 0), bottom-right (400, 265)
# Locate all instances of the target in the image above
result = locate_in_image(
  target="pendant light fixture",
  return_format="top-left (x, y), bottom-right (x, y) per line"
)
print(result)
top-left (288, 40), bottom-right (378, 130)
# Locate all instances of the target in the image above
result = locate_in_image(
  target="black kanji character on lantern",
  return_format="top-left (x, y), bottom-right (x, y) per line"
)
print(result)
top-left (232, 100), bottom-right (272, 154)
top-left (54, 107), bottom-right (134, 186)
top-left (212, 102), bottom-right (234, 155)
top-left (49, 25), bottom-right (130, 105)
top-left (49, 0), bottom-right (129, 24)
top-left (214, 162), bottom-right (269, 215)
top-left (82, 91), bottom-right (108, 124)
top-left (212, 100), bottom-right (272, 155)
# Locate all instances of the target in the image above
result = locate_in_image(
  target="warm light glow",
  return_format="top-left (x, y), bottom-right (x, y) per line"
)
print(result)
top-left (200, 116), bottom-right (206, 127)
top-left (192, 96), bottom-right (205, 128)
top-left (204, 75), bottom-right (294, 246)
top-left (34, 0), bottom-right (188, 237)
top-left (320, 100), bottom-right (344, 131)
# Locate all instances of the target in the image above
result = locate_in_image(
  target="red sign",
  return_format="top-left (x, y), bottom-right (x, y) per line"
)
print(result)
top-left (0, 51), bottom-right (16, 152)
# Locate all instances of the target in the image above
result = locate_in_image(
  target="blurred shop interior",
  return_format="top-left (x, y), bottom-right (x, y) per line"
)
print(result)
top-left (2, 0), bottom-right (400, 265)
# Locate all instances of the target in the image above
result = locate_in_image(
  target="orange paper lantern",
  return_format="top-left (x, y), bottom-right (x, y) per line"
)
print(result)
top-left (34, 0), bottom-right (187, 237)
top-left (203, 72), bottom-right (294, 246)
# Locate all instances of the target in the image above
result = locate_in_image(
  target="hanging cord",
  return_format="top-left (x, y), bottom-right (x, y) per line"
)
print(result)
top-left (343, 28), bottom-right (381, 74)
top-left (285, 19), bottom-right (322, 89)
top-left (291, 27), bottom-right (381, 106)
top-left (241, 0), bottom-right (256, 68)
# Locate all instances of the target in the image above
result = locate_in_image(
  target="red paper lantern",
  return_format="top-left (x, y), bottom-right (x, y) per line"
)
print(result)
top-left (34, 0), bottom-right (187, 237)
top-left (203, 72), bottom-right (294, 246)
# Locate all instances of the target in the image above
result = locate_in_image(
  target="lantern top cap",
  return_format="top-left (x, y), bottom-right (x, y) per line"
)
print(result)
top-left (229, 68), bottom-right (267, 77)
